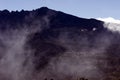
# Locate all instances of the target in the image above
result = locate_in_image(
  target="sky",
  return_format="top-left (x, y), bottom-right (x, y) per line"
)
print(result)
top-left (0, 0), bottom-right (120, 19)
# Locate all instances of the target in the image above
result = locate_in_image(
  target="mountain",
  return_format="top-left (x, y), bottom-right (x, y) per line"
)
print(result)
top-left (0, 7), bottom-right (104, 30)
top-left (0, 7), bottom-right (120, 80)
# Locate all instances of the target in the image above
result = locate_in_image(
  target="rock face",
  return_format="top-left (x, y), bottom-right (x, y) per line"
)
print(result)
top-left (0, 7), bottom-right (120, 80)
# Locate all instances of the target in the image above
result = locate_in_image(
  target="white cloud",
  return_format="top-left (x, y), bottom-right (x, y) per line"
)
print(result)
top-left (97, 17), bottom-right (120, 24)
top-left (96, 17), bottom-right (120, 32)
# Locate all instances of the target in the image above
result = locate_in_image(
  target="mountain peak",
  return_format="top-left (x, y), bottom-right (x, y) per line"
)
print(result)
top-left (36, 7), bottom-right (49, 12)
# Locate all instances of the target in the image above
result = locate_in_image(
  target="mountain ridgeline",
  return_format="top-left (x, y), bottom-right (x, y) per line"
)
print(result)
top-left (0, 7), bottom-right (119, 80)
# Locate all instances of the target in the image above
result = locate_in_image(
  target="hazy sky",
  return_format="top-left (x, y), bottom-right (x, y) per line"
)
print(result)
top-left (0, 0), bottom-right (120, 19)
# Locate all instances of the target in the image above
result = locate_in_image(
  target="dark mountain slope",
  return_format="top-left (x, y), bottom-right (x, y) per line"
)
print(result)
top-left (0, 7), bottom-right (119, 80)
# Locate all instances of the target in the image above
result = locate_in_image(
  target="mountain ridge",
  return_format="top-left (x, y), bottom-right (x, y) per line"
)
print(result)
top-left (0, 7), bottom-right (104, 31)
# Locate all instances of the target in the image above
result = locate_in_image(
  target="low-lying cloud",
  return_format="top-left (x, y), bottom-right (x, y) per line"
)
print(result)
top-left (97, 17), bottom-right (120, 32)
top-left (97, 17), bottom-right (120, 24)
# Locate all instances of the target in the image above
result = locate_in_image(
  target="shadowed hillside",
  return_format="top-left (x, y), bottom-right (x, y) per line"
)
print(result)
top-left (0, 7), bottom-right (119, 80)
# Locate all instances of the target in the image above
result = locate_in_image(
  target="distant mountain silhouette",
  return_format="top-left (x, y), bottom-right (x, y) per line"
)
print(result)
top-left (0, 7), bottom-right (119, 80)
top-left (0, 7), bottom-right (104, 30)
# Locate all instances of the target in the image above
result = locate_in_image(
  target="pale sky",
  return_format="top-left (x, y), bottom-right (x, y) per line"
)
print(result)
top-left (0, 0), bottom-right (120, 19)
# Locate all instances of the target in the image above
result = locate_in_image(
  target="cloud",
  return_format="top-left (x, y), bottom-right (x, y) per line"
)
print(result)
top-left (97, 17), bottom-right (120, 24)
top-left (97, 17), bottom-right (120, 32)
